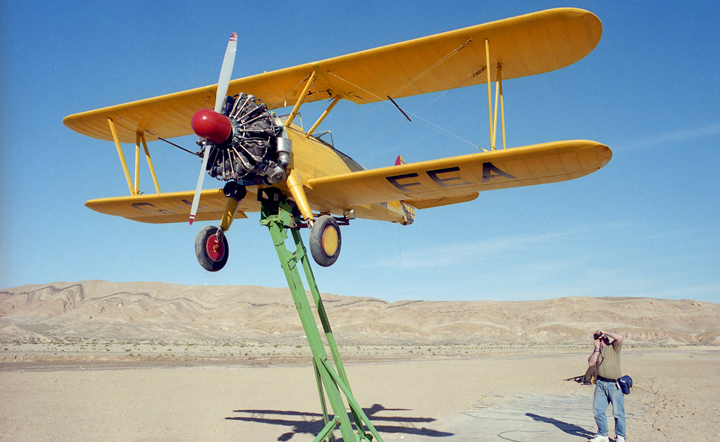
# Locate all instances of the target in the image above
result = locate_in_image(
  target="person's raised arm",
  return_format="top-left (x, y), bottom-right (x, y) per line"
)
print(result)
top-left (588, 336), bottom-right (602, 366)
top-left (603, 331), bottom-right (624, 345)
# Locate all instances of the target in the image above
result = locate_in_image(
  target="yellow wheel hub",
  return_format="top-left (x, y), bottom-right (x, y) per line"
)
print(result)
top-left (322, 226), bottom-right (339, 256)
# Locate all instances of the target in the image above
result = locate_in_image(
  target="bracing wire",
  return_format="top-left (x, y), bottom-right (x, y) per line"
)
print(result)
top-left (327, 38), bottom-right (488, 154)
top-left (112, 114), bottom-right (201, 157)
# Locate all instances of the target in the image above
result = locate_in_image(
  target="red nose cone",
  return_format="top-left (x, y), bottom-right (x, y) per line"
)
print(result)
top-left (191, 108), bottom-right (232, 144)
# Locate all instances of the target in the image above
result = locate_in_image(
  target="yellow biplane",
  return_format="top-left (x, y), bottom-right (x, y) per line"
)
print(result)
top-left (64, 7), bottom-right (611, 272)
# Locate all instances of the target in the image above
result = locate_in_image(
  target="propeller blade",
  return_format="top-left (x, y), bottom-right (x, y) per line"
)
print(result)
top-left (189, 32), bottom-right (237, 225)
top-left (189, 142), bottom-right (213, 225)
top-left (214, 32), bottom-right (237, 113)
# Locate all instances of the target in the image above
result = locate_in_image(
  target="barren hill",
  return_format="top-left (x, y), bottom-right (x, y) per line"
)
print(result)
top-left (1, 281), bottom-right (718, 346)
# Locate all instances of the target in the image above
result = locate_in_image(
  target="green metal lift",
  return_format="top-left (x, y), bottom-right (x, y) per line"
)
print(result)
top-left (259, 188), bottom-right (383, 442)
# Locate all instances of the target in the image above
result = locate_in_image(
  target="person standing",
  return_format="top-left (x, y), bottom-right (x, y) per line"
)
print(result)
top-left (587, 330), bottom-right (626, 442)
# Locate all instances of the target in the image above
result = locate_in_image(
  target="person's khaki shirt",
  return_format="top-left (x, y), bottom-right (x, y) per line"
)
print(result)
top-left (598, 341), bottom-right (622, 380)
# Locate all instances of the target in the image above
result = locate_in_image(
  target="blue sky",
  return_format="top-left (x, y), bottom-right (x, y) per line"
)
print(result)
top-left (1, 1), bottom-right (718, 303)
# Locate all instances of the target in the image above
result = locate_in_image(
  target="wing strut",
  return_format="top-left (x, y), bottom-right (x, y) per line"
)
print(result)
top-left (285, 71), bottom-right (316, 128)
top-left (484, 38), bottom-right (506, 151)
top-left (106, 117), bottom-right (163, 196)
top-left (136, 132), bottom-right (162, 194)
top-left (306, 96), bottom-right (340, 138)
top-left (107, 117), bottom-right (135, 195)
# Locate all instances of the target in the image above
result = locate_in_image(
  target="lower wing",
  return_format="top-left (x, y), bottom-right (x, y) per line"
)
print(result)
top-left (85, 140), bottom-right (610, 223)
top-left (305, 140), bottom-right (611, 209)
top-left (84, 189), bottom-right (257, 224)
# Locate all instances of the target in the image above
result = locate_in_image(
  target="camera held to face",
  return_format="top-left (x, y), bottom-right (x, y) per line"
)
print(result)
top-left (594, 331), bottom-right (602, 340)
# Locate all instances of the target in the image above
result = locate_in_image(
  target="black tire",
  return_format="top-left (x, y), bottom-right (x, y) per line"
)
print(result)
top-left (309, 215), bottom-right (341, 267)
top-left (195, 226), bottom-right (229, 272)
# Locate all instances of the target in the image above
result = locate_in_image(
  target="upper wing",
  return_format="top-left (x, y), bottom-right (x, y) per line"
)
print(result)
top-left (304, 141), bottom-right (612, 211)
top-left (63, 8), bottom-right (601, 143)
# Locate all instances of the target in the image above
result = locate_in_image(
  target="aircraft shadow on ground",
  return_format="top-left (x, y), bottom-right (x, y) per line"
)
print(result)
top-left (525, 413), bottom-right (594, 438)
top-left (227, 403), bottom-right (453, 441)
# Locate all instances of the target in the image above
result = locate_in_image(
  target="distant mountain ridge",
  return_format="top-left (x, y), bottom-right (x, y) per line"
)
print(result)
top-left (2, 281), bottom-right (718, 346)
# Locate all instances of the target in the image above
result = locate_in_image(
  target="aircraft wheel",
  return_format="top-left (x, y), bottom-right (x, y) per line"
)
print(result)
top-left (309, 215), bottom-right (342, 267)
top-left (195, 226), bottom-right (229, 272)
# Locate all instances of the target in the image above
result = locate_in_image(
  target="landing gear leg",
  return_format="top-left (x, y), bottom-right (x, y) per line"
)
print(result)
top-left (259, 189), bottom-right (382, 442)
top-left (194, 182), bottom-right (245, 272)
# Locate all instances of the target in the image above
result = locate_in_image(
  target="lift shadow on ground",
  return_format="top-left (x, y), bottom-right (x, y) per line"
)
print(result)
top-left (227, 403), bottom-right (453, 441)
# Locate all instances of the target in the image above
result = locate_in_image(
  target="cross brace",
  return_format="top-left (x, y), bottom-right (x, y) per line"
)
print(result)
top-left (259, 189), bottom-right (383, 442)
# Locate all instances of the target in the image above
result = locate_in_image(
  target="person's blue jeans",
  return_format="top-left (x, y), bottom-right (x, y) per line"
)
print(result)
top-left (593, 379), bottom-right (626, 438)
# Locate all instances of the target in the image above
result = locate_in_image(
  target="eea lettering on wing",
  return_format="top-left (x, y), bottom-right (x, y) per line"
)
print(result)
top-left (386, 162), bottom-right (515, 192)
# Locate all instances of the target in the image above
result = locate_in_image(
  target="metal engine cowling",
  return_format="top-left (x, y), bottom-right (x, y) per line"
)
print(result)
top-left (205, 93), bottom-right (291, 185)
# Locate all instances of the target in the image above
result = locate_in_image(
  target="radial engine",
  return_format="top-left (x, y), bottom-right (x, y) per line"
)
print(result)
top-left (193, 93), bottom-right (292, 186)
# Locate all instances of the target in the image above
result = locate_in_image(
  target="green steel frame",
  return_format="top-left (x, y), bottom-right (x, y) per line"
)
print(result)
top-left (259, 189), bottom-right (383, 442)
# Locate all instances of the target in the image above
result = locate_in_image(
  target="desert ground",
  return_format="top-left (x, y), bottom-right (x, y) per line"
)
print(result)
top-left (1, 281), bottom-right (719, 441)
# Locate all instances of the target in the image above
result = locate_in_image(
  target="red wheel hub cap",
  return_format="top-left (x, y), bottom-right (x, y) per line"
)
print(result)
top-left (205, 236), bottom-right (225, 262)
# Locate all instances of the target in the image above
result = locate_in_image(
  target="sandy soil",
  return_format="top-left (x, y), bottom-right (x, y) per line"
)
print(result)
top-left (1, 346), bottom-right (718, 442)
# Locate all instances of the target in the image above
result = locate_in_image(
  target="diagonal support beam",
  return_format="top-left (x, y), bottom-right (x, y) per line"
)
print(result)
top-left (259, 189), bottom-right (383, 442)
top-left (138, 132), bottom-right (161, 193)
top-left (306, 96), bottom-right (341, 139)
top-left (108, 117), bottom-right (136, 195)
top-left (285, 72), bottom-right (316, 128)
